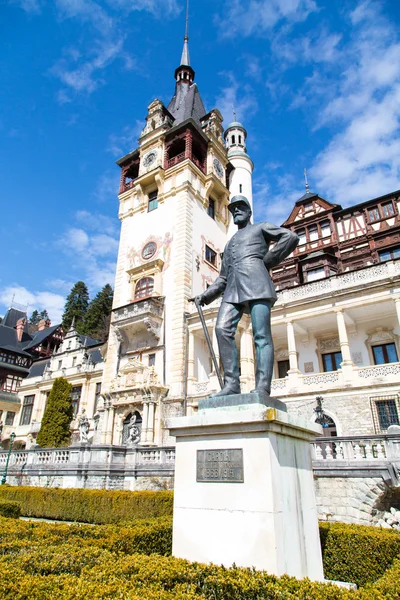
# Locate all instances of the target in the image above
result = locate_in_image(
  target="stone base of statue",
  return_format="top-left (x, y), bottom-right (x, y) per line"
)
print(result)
top-left (167, 392), bottom-right (324, 581)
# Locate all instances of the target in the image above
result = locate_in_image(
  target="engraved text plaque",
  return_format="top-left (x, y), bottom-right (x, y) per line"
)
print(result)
top-left (196, 449), bottom-right (244, 483)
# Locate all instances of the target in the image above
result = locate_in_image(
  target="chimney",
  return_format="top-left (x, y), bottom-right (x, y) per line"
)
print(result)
top-left (38, 319), bottom-right (51, 331)
top-left (16, 318), bottom-right (27, 342)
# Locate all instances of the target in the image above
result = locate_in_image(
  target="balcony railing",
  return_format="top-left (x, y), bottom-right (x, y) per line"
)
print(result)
top-left (112, 297), bottom-right (164, 324)
top-left (165, 153), bottom-right (207, 175)
top-left (312, 434), bottom-right (400, 462)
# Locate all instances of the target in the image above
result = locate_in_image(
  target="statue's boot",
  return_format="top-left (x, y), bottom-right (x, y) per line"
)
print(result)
top-left (211, 384), bottom-right (240, 398)
top-left (250, 387), bottom-right (270, 396)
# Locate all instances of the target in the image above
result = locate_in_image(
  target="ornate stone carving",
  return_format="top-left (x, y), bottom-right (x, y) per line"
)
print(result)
top-left (358, 363), bottom-right (400, 378)
top-left (319, 337), bottom-right (340, 351)
top-left (303, 372), bottom-right (339, 386)
top-left (304, 362), bottom-right (314, 373)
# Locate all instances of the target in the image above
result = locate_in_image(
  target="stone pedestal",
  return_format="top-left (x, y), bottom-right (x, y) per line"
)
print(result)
top-left (167, 394), bottom-right (324, 581)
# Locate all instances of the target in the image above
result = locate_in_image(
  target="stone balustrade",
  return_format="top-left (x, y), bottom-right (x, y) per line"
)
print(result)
top-left (112, 297), bottom-right (164, 324)
top-left (188, 261), bottom-right (400, 317)
top-left (312, 434), bottom-right (400, 462)
top-left (189, 361), bottom-right (400, 397)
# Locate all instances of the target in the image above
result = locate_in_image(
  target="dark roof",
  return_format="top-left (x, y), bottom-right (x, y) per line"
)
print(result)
top-left (167, 82), bottom-right (206, 126)
top-left (27, 360), bottom-right (49, 378)
top-left (88, 348), bottom-right (103, 363)
top-left (22, 324), bottom-right (62, 351)
top-left (296, 191), bottom-right (319, 203)
top-left (1, 308), bottom-right (28, 330)
top-left (78, 334), bottom-right (100, 348)
top-left (0, 327), bottom-right (32, 355)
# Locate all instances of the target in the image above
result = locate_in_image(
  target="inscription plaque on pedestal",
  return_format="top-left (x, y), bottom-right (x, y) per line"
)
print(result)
top-left (197, 448), bottom-right (244, 483)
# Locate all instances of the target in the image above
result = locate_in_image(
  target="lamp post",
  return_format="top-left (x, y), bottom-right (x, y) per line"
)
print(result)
top-left (1, 432), bottom-right (16, 485)
top-left (314, 396), bottom-right (331, 428)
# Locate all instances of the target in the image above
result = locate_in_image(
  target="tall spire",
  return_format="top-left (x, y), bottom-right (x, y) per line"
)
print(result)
top-left (304, 168), bottom-right (310, 194)
top-left (180, 0), bottom-right (190, 66)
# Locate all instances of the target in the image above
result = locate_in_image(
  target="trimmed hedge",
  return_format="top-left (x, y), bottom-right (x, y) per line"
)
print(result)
top-left (0, 485), bottom-right (173, 524)
top-left (0, 500), bottom-right (21, 519)
top-left (320, 522), bottom-right (400, 588)
top-left (0, 516), bottom-right (398, 598)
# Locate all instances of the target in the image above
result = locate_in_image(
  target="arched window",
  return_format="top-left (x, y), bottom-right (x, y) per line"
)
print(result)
top-left (231, 135), bottom-right (235, 144)
top-left (135, 277), bottom-right (154, 299)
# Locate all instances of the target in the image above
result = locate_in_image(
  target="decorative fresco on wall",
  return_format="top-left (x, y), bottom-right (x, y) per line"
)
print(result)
top-left (127, 231), bottom-right (174, 270)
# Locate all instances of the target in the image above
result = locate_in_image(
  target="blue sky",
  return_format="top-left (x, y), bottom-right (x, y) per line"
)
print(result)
top-left (1, 0), bottom-right (400, 322)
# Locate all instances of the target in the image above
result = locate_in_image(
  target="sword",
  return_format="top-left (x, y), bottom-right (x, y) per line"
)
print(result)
top-left (191, 297), bottom-right (224, 389)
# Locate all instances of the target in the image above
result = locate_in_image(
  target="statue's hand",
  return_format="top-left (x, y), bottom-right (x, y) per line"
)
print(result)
top-left (189, 294), bottom-right (206, 306)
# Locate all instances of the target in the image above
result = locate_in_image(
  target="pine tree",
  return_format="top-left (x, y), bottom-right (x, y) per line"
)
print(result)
top-left (82, 284), bottom-right (113, 341)
top-left (29, 310), bottom-right (40, 325)
top-left (37, 378), bottom-right (73, 448)
top-left (62, 281), bottom-right (89, 332)
top-left (39, 309), bottom-right (49, 321)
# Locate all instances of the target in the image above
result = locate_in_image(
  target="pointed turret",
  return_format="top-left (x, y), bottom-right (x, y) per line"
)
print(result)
top-left (167, 1), bottom-right (206, 125)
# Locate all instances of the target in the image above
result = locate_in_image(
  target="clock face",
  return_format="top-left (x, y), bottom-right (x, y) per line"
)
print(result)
top-left (142, 241), bottom-right (157, 260)
top-left (143, 151), bottom-right (157, 168)
top-left (213, 158), bottom-right (224, 178)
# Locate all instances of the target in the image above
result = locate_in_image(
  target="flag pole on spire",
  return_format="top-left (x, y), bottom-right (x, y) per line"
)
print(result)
top-left (180, 0), bottom-right (190, 66)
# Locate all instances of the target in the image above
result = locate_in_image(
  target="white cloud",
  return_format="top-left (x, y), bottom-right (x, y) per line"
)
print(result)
top-left (14, 0), bottom-right (42, 13)
top-left (309, 3), bottom-right (400, 205)
top-left (107, 121), bottom-right (144, 156)
top-left (214, 74), bottom-right (258, 125)
top-left (0, 285), bottom-right (65, 323)
top-left (272, 29), bottom-right (342, 65)
top-left (51, 39), bottom-right (124, 99)
top-left (110, 0), bottom-right (181, 18)
top-left (55, 0), bottom-right (114, 34)
top-left (92, 170), bottom-right (120, 203)
top-left (75, 210), bottom-right (118, 236)
top-left (57, 212), bottom-right (119, 289)
top-left (216, 0), bottom-right (317, 38)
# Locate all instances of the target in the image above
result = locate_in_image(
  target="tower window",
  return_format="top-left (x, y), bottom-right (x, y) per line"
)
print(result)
top-left (379, 247), bottom-right (400, 262)
top-left (239, 184), bottom-right (242, 193)
top-left (369, 207), bottom-right (379, 222)
top-left (148, 191), bottom-right (158, 212)
top-left (148, 353), bottom-right (156, 367)
top-left (231, 135), bottom-right (235, 144)
top-left (20, 395), bottom-right (35, 426)
top-left (238, 135), bottom-right (242, 144)
top-left (382, 202), bottom-right (395, 217)
top-left (322, 352), bottom-right (342, 372)
top-left (135, 277), bottom-right (154, 299)
top-left (372, 343), bottom-right (398, 365)
top-left (205, 245), bottom-right (217, 267)
top-left (207, 198), bottom-right (215, 220)
top-left (70, 386), bottom-right (82, 417)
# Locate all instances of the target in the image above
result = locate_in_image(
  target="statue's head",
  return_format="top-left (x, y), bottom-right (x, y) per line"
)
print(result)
top-left (228, 195), bottom-right (252, 227)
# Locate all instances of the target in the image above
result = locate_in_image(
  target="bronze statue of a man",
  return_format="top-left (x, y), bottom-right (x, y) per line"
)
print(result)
top-left (195, 195), bottom-right (298, 397)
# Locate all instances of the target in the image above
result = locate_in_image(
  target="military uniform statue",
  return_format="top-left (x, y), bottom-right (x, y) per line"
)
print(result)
top-left (195, 195), bottom-right (298, 397)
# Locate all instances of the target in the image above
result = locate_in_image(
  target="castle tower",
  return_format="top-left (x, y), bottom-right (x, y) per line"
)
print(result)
top-left (224, 120), bottom-right (254, 236)
top-left (101, 18), bottom-right (231, 448)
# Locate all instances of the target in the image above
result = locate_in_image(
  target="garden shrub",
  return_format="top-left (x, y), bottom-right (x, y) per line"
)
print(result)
top-left (0, 516), bottom-right (398, 599)
top-left (320, 521), bottom-right (400, 588)
top-left (0, 500), bottom-right (21, 518)
top-left (0, 485), bottom-right (173, 523)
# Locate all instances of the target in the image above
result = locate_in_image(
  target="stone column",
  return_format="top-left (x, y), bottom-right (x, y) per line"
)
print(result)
top-left (286, 321), bottom-right (299, 373)
top-left (187, 331), bottom-right (195, 382)
top-left (140, 401), bottom-right (149, 444)
top-left (239, 326), bottom-right (255, 392)
top-left (393, 297), bottom-right (400, 328)
top-left (105, 406), bottom-right (115, 445)
top-left (335, 310), bottom-right (353, 366)
top-left (147, 401), bottom-right (155, 445)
